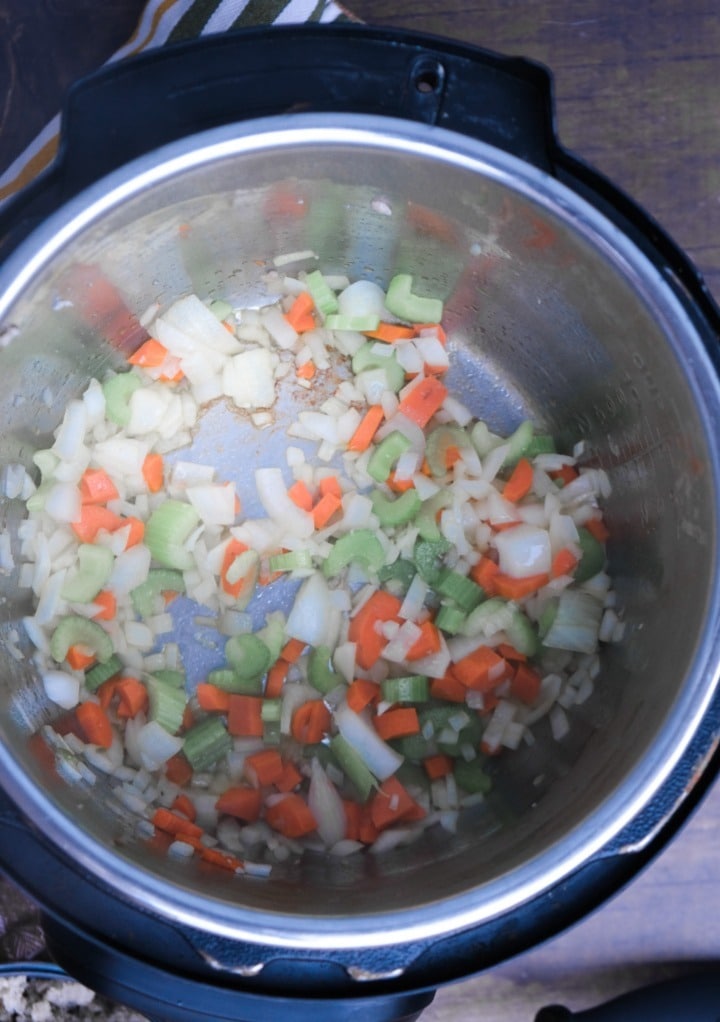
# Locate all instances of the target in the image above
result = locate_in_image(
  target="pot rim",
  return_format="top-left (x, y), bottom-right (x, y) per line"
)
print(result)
top-left (2, 111), bottom-right (720, 949)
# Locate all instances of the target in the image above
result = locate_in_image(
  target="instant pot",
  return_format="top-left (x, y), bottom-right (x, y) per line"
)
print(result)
top-left (1, 25), bottom-right (720, 1022)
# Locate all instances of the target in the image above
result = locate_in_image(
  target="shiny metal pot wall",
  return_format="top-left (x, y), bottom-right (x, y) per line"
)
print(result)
top-left (1, 108), bottom-right (720, 952)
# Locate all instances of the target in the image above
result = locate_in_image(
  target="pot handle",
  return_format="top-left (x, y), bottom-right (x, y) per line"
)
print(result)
top-left (535, 973), bottom-right (720, 1021)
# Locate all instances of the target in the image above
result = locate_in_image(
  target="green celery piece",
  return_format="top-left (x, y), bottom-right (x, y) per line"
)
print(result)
top-left (454, 757), bottom-right (493, 794)
top-left (425, 424), bottom-right (471, 477)
top-left (326, 313), bottom-right (381, 332)
top-left (131, 569), bottom-right (186, 618)
top-left (62, 544), bottom-right (114, 603)
top-left (183, 717), bottom-right (232, 772)
top-left (85, 655), bottom-right (123, 692)
top-left (538, 599), bottom-right (559, 640)
top-left (152, 669), bottom-right (185, 689)
top-left (352, 342), bottom-right (405, 392)
top-left (367, 431), bottom-right (412, 484)
top-left (146, 674), bottom-right (186, 734)
top-left (436, 569), bottom-right (484, 613)
top-left (102, 372), bottom-right (142, 427)
top-left (50, 616), bottom-right (114, 665)
top-left (208, 668), bottom-right (262, 695)
top-left (575, 527), bottom-right (606, 583)
top-left (435, 602), bottom-right (467, 635)
top-left (308, 645), bottom-right (341, 695)
top-left (415, 490), bottom-right (453, 542)
top-left (145, 500), bottom-right (199, 571)
top-left (208, 299), bottom-right (234, 321)
top-left (261, 698), bottom-right (282, 723)
top-left (503, 420), bottom-right (534, 467)
top-left (323, 528), bottom-right (385, 578)
top-left (413, 537), bottom-right (451, 587)
top-left (385, 274), bottom-right (443, 324)
top-left (370, 488), bottom-right (422, 528)
top-left (506, 608), bottom-right (540, 657)
top-left (32, 449), bottom-right (59, 484)
top-left (329, 734), bottom-right (376, 802)
top-left (305, 270), bottom-right (339, 316)
top-left (269, 549), bottom-right (314, 573)
top-left (378, 558), bottom-right (416, 596)
top-left (224, 633), bottom-right (272, 682)
top-left (257, 612), bottom-right (286, 663)
top-left (524, 433), bottom-right (556, 458)
top-left (381, 675), bottom-right (429, 704)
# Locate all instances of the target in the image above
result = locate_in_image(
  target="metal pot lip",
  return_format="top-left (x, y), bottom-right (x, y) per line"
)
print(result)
top-left (2, 111), bottom-right (720, 949)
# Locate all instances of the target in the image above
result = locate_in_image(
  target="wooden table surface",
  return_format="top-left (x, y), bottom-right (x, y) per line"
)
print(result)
top-left (2, 2), bottom-right (720, 1019)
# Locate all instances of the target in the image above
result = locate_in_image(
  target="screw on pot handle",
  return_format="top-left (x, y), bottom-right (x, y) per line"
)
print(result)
top-left (535, 972), bottom-right (720, 1021)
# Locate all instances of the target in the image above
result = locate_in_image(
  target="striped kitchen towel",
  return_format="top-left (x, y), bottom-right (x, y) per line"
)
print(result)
top-left (0, 0), bottom-right (355, 207)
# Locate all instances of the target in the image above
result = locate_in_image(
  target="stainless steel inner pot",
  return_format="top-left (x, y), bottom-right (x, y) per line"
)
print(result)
top-left (1, 112), bottom-right (720, 951)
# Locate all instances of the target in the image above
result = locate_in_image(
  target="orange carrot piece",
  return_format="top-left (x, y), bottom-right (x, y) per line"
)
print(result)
top-left (358, 807), bottom-right (380, 845)
top-left (406, 619), bottom-right (441, 661)
top-left (291, 699), bottom-right (332, 744)
top-left (92, 590), bottom-right (117, 621)
top-left (348, 590), bottom-right (403, 670)
top-left (265, 793), bottom-right (318, 839)
top-left (76, 700), bottom-right (113, 748)
top-left (386, 471), bottom-right (415, 493)
top-left (430, 673), bottom-right (467, 703)
top-left (585, 516), bottom-right (610, 542)
top-left (215, 785), bottom-right (263, 822)
top-left (165, 752), bottom-right (193, 787)
top-left (227, 694), bottom-right (264, 737)
top-left (275, 760), bottom-right (303, 794)
top-left (423, 753), bottom-right (454, 780)
top-left (196, 683), bottom-right (232, 714)
top-left (374, 707), bottom-right (420, 741)
top-left (171, 793), bottom-right (197, 823)
top-left (152, 806), bottom-right (203, 841)
top-left (346, 678), bottom-right (381, 714)
top-left (114, 677), bottom-right (148, 719)
top-left (469, 555), bottom-right (500, 596)
top-left (287, 480), bottom-right (314, 511)
top-left (128, 338), bottom-right (169, 368)
top-left (413, 322), bottom-right (447, 344)
top-left (244, 748), bottom-right (285, 787)
top-left (397, 376), bottom-right (448, 428)
top-left (96, 678), bottom-right (118, 713)
top-left (182, 704), bottom-right (195, 732)
top-left (363, 323), bottom-right (416, 343)
top-left (549, 464), bottom-right (579, 486)
top-left (311, 491), bottom-right (342, 529)
top-left (493, 572), bottom-right (549, 600)
top-left (296, 359), bottom-right (316, 379)
top-left (220, 538), bottom-right (251, 598)
top-left (285, 291), bottom-right (316, 332)
top-left (369, 776), bottom-right (425, 831)
top-left (79, 468), bottom-right (119, 505)
top-left (199, 846), bottom-right (244, 872)
top-left (318, 475), bottom-right (342, 499)
top-left (503, 457), bottom-right (533, 502)
top-left (347, 404), bottom-right (385, 453)
top-left (343, 799), bottom-right (362, 841)
top-left (66, 644), bottom-right (97, 671)
top-left (280, 637), bottom-right (306, 663)
top-left (117, 516), bottom-right (145, 549)
top-left (71, 505), bottom-right (121, 543)
top-left (496, 642), bottom-right (527, 663)
top-left (511, 662), bottom-right (542, 705)
top-left (265, 659), bottom-right (289, 699)
top-left (142, 452), bottom-right (164, 493)
top-left (551, 546), bottom-right (579, 578)
top-left (452, 645), bottom-right (506, 692)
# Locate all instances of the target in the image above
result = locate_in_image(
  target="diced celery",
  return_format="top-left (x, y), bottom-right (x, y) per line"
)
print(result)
top-left (208, 299), bottom-right (234, 321)
top-left (183, 717), bottom-right (232, 771)
top-left (506, 608), bottom-right (540, 657)
top-left (352, 342), bottom-right (405, 391)
top-left (329, 734), bottom-right (376, 802)
top-left (308, 645), bottom-right (340, 695)
top-left (50, 616), bottom-right (114, 665)
top-left (575, 527), bottom-right (606, 583)
top-left (542, 590), bottom-right (603, 654)
top-left (435, 602), bottom-right (467, 635)
top-left (413, 537), bottom-right (451, 586)
top-left (269, 549), bottom-right (314, 573)
top-left (224, 633), bottom-right (272, 682)
top-left (131, 569), bottom-right (186, 618)
top-left (305, 270), bottom-right (339, 316)
top-left (145, 500), bottom-right (200, 571)
top-left (366, 431), bottom-right (412, 484)
top-left (323, 528), bottom-right (385, 578)
top-left (378, 559), bottom-right (417, 596)
top-left (425, 424), bottom-right (470, 477)
top-left (85, 655), bottom-right (123, 692)
top-left (261, 698), bottom-right (282, 723)
top-left (102, 372), bottom-right (142, 427)
top-left (524, 434), bottom-right (556, 458)
top-left (385, 274), bottom-right (443, 324)
top-left (326, 313), bottom-right (381, 332)
top-left (454, 758), bottom-right (492, 794)
top-left (208, 668), bottom-right (262, 695)
top-left (370, 488), bottom-right (421, 528)
top-left (381, 675), bottom-right (429, 704)
top-left (503, 420), bottom-right (534, 466)
top-left (257, 612), bottom-right (286, 663)
top-left (415, 490), bottom-right (453, 542)
top-left (62, 544), bottom-right (114, 603)
top-left (152, 669), bottom-right (185, 689)
top-left (146, 674), bottom-right (186, 734)
top-left (436, 569), bottom-right (484, 613)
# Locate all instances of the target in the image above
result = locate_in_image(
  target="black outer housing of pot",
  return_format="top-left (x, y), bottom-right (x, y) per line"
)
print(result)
top-left (2, 24), bottom-right (720, 1022)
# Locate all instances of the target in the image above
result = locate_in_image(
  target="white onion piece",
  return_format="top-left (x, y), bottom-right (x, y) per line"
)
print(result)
top-left (334, 702), bottom-right (403, 781)
top-left (186, 482), bottom-right (238, 526)
top-left (338, 280), bottom-right (388, 320)
top-left (44, 482), bottom-right (82, 524)
top-left (285, 572), bottom-right (338, 648)
top-left (495, 524), bottom-right (551, 578)
top-left (53, 400), bottom-right (87, 462)
top-left (136, 720), bottom-right (184, 772)
top-left (92, 437), bottom-right (148, 478)
top-left (161, 294), bottom-right (242, 355)
top-left (108, 544), bottom-right (152, 596)
top-left (43, 670), bottom-right (80, 709)
top-left (308, 757), bottom-right (347, 847)
top-left (223, 348), bottom-right (279, 409)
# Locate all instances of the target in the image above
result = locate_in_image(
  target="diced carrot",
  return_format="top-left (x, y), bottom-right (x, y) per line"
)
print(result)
top-left (296, 359), bottom-right (316, 380)
top-left (220, 538), bottom-right (252, 598)
top-left (343, 800), bottom-right (362, 841)
top-left (423, 754), bottom-right (454, 780)
top-left (117, 516), bottom-right (145, 549)
top-left (493, 572), bottom-right (549, 600)
top-left (285, 291), bottom-right (316, 333)
top-left (142, 452), bottom-right (164, 493)
top-left (115, 677), bottom-right (148, 719)
top-left (311, 491), bottom-right (342, 529)
top-left (79, 468), bottom-right (119, 505)
top-left (358, 807), bottom-right (380, 844)
top-left (430, 673), bottom-right (467, 703)
top-left (318, 475), bottom-right (342, 499)
top-left (348, 590), bottom-right (403, 670)
top-left (182, 704), bottom-right (195, 731)
top-left (265, 659), bottom-right (289, 699)
top-left (551, 546), bottom-right (579, 578)
top-left (152, 806), bottom-right (203, 841)
top-left (413, 322), bottom-right (447, 344)
top-left (266, 793), bottom-right (318, 838)
top-left (374, 707), bottom-right (420, 741)
top-left (66, 644), bottom-right (97, 671)
top-left (503, 457), bottom-right (533, 502)
top-left (397, 376), bottom-right (448, 428)
top-left (491, 520), bottom-right (522, 532)
top-left (496, 642), bottom-right (527, 663)
top-left (171, 793), bottom-right (197, 823)
top-left (287, 480), bottom-right (314, 511)
top-left (363, 323), bottom-right (416, 343)
top-left (199, 846), bottom-right (244, 872)
top-left (511, 662), bottom-right (542, 705)
top-left (291, 699), bottom-right (331, 744)
top-left (27, 731), bottom-right (58, 778)
top-left (244, 748), bottom-right (284, 787)
top-left (585, 516), bottom-right (610, 542)
top-left (444, 444), bottom-right (462, 469)
top-left (274, 760), bottom-right (303, 793)
top-left (369, 777), bottom-right (426, 831)
top-left (96, 678), bottom-right (118, 713)
top-left (227, 694), bottom-right (264, 737)
top-left (71, 505), bottom-right (122, 543)
top-left (165, 752), bottom-right (193, 787)
top-left (215, 785), bottom-right (263, 822)
top-left (92, 590), bottom-right (117, 621)
top-left (452, 645), bottom-right (506, 692)
top-left (76, 700), bottom-right (113, 748)
top-left (386, 471), bottom-right (415, 493)
top-left (549, 464), bottom-right (579, 486)
top-left (406, 619), bottom-right (441, 661)
top-left (347, 404), bottom-right (385, 453)
top-left (196, 683), bottom-right (232, 713)
top-left (280, 637), bottom-right (306, 663)
top-left (128, 338), bottom-right (169, 368)
top-left (347, 678), bottom-right (381, 714)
